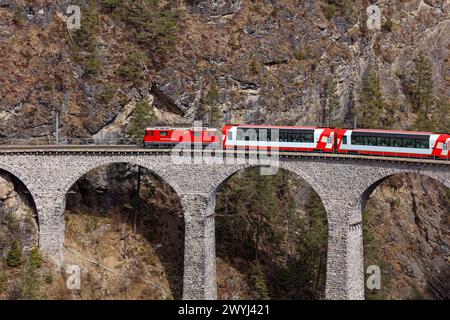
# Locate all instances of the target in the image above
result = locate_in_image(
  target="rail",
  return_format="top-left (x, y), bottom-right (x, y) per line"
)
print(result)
top-left (0, 138), bottom-right (142, 146)
top-left (0, 145), bottom-right (449, 165)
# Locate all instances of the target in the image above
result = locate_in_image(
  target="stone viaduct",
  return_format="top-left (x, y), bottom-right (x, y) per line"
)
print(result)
top-left (0, 148), bottom-right (449, 300)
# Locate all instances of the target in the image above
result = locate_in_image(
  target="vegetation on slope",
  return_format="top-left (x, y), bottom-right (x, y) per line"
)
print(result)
top-left (216, 168), bottom-right (328, 299)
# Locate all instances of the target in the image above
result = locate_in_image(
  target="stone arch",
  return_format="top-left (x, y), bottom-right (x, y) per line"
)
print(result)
top-left (211, 162), bottom-right (329, 299)
top-left (209, 162), bottom-right (327, 204)
top-left (0, 166), bottom-right (39, 224)
top-left (353, 168), bottom-right (450, 223)
top-left (59, 159), bottom-right (186, 299)
top-left (45, 158), bottom-right (186, 266)
top-left (351, 167), bottom-right (450, 299)
top-left (0, 165), bottom-right (39, 213)
top-left (0, 166), bottom-right (40, 254)
top-left (59, 158), bottom-right (183, 205)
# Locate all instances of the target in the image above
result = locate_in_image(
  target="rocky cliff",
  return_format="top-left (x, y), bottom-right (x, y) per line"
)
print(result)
top-left (0, 0), bottom-right (449, 141)
top-left (0, 0), bottom-right (449, 300)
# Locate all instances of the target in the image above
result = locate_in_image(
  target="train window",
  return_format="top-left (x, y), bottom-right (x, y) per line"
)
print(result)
top-left (365, 137), bottom-right (377, 146)
top-left (266, 129), bottom-right (271, 142)
top-left (302, 133), bottom-right (314, 143)
top-left (227, 131), bottom-right (233, 140)
top-left (246, 130), bottom-right (258, 141)
top-left (277, 130), bottom-right (313, 143)
top-left (258, 129), bottom-right (271, 141)
top-left (403, 138), bottom-right (415, 148)
top-left (193, 131), bottom-right (202, 137)
top-left (237, 129), bottom-right (244, 140)
top-left (288, 133), bottom-right (297, 142)
top-left (342, 136), bottom-right (347, 144)
top-left (352, 136), bottom-right (363, 145)
top-left (377, 137), bottom-right (390, 146)
top-left (415, 139), bottom-right (429, 149)
top-left (160, 131), bottom-right (168, 137)
top-left (391, 138), bottom-right (402, 147)
top-left (286, 133), bottom-right (292, 142)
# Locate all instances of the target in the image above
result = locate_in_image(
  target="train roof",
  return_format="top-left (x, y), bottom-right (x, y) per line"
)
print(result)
top-left (225, 124), bottom-right (321, 130)
top-left (349, 128), bottom-right (434, 135)
top-left (145, 127), bottom-right (219, 131)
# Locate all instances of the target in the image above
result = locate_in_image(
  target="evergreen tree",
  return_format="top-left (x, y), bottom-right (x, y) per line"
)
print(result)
top-left (20, 262), bottom-right (40, 300)
top-left (0, 270), bottom-right (5, 294)
top-left (435, 96), bottom-right (450, 132)
top-left (6, 240), bottom-right (22, 268)
top-left (201, 83), bottom-right (222, 128)
top-left (251, 262), bottom-right (270, 300)
top-left (292, 191), bottom-right (328, 299)
top-left (29, 247), bottom-right (42, 269)
top-left (102, 0), bottom-right (178, 59)
top-left (358, 67), bottom-right (386, 129)
top-left (215, 168), bottom-right (328, 299)
top-left (410, 53), bottom-right (435, 131)
top-left (410, 53), bottom-right (434, 114)
top-left (126, 100), bottom-right (156, 140)
top-left (324, 76), bottom-right (340, 127)
top-left (72, 1), bottom-right (99, 53)
top-left (362, 207), bottom-right (392, 299)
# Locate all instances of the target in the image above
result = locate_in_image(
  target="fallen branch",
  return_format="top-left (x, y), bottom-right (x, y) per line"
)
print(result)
top-left (63, 244), bottom-right (168, 294)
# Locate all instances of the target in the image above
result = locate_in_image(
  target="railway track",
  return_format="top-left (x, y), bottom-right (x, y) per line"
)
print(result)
top-left (0, 145), bottom-right (449, 165)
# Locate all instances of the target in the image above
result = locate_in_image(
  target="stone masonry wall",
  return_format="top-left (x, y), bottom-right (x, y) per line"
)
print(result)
top-left (0, 152), bottom-right (448, 299)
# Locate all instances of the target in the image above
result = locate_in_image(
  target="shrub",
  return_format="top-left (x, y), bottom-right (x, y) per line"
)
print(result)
top-left (29, 247), bottom-right (42, 269)
top-left (251, 262), bottom-right (270, 300)
top-left (20, 263), bottom-right (40, 300)
top-left (126, 99), bottom-right (156, 139)
top-left (72, 2), bottom-right (100, 53)
top-left (44, 272), bottom-right (54, 285)
top-left (85, 219), bottom-right (98, 233)
top-left (0, 270), bottom-right (6, 294)
top-left (294, 50), bottom-right (308, 61)
top-left (249, 57), bottom-right (260, 75)
top-left (102, 0), bottom-right (123, 11)
top-left (98, 83), bottom-right (118, 104)
top-left (382, 17), bottom-right (394, 32)
top-left (103, 0), bottom-right (179, 60)
top-left (7, 241), bottom-right (22, 268)
top-left (323, 3), bottom-right (337, 19)
top-left (84, 56), bottom-right (102, 75)
top-left (322, 0), bottom-right (356, 21)
top-left (116, 52), bottom-right (149, 84)
top-left (13, 6), bottom-right (23, 25)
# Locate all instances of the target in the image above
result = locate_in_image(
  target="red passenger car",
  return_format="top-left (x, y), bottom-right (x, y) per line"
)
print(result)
top-left (143, 127), bottom-right (221, 148)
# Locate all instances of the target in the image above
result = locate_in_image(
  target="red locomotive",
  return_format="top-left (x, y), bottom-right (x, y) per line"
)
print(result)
top-left (143, 125), bottom-right (450, 160)
top-left (143, 127), bottom-right (221, 148)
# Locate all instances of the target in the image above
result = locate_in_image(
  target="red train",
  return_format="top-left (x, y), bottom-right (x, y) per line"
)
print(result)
top-left (143, 125), bottom-right (450, 160)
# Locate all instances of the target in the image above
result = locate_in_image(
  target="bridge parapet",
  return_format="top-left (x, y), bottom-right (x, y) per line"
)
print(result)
top-left (0, 151), bottom-right (448, 300)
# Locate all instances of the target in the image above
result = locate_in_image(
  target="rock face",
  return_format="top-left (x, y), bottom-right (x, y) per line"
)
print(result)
top-left (191, 0), bottom-right (242, 18)
top-left (64, 163), bottom-right (185, 299)
top-left (364, 174), bottom-right (450, 300)
top-left (0, 172), bottom-right (38, 257)
top-left (0, 0), bottom-right (449, 140)
top-left (0, 0), bottom-right (449, 300)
